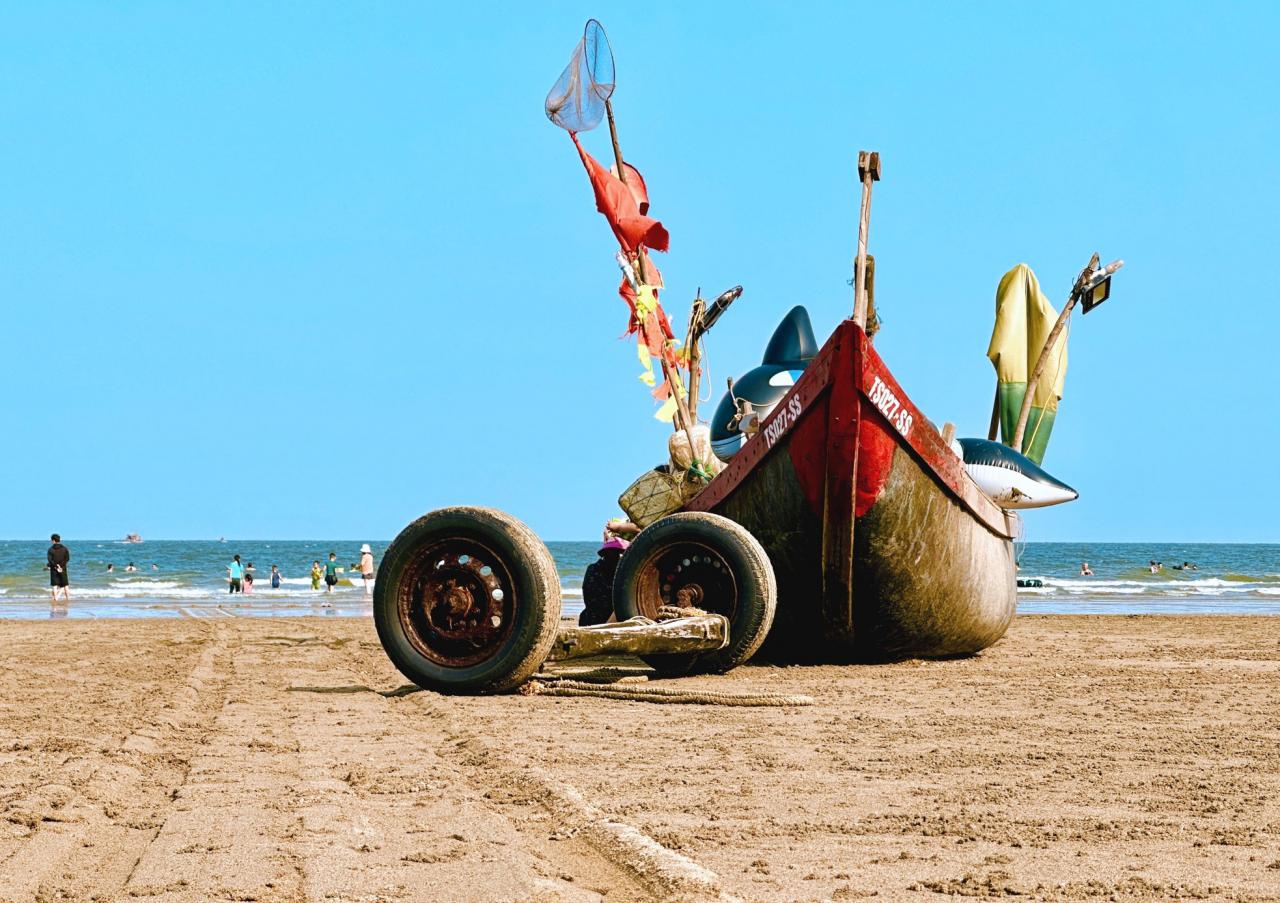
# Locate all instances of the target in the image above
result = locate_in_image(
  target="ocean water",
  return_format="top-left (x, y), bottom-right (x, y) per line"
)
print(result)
top-left (0, 540), bottom-right (1277, 620)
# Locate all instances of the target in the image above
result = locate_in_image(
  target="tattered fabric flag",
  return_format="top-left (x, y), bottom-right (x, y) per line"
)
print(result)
top-left (987, 263), bottom-right (1068, 465)
top-left (571, 134), bottom-right (669, 255)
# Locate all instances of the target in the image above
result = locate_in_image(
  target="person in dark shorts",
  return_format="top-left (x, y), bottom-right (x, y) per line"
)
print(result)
top-left (227, 554), bottom-right (243, 593)
top-left (578, 537), bottom-right (629, 626)
top-left (324, 552), bottom-right (339, 592)
top-left (46, 533), bottom-right (71, 602)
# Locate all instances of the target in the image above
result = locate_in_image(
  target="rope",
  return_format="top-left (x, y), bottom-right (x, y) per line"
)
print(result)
top-left (520, 677), bottom-right (813, 707)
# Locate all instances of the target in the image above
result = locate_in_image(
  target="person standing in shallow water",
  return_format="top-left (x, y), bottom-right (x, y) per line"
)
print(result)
top-left (310, 560), bottom-right (323, 591)
top-left (227, 554), bottom-right (243, 593)
top-left (324, 552), bottom-right (339, 593)
top-left (46, 533), bottom-right (71, 604)
top-left (358, 544), bottom-right (375, 598)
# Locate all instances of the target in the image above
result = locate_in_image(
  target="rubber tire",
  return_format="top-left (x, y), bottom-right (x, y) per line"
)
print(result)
top-left (373, 506), bottom-right (561, 694)
top-left (613, 511), bottom-right (777, 676)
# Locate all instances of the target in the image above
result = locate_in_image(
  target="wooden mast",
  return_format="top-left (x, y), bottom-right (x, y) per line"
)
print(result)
top-left (853, 151), bottom-right (881, 326)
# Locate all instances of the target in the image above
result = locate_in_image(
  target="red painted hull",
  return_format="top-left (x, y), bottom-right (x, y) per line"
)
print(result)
top-left (686, 321), bottom-right (1017, 660)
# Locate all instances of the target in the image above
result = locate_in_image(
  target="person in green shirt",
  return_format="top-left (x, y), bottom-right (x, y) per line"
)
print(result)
top-left (324, 552), bottom-right (339, 593)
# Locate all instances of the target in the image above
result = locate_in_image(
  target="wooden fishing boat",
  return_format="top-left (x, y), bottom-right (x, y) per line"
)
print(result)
top-left (681, 318), bottom-right (1017, 661)
top-left (373, 139), bottom-right (1016, 691)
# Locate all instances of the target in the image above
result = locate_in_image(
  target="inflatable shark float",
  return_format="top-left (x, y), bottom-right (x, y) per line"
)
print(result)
top-left (954, 438), bottom-right (1078, 509)
top-left (712, 307), bottom-right (1077, 510)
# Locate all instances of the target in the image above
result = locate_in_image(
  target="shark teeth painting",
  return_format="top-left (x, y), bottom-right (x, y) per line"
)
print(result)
top-left (956, 438), bottom-right (1079, 509)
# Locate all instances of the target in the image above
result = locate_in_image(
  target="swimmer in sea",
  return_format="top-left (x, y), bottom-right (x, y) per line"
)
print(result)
top-left (310, 560), bottom-right (322, 591)
top-left (1080, 562), bottom-right (1093, 577)
top-left (270, 564), bottom-right (282, 589)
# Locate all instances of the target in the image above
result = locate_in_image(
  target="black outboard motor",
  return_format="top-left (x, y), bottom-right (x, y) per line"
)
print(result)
top-left (710, 306), bottom-right (818, 462)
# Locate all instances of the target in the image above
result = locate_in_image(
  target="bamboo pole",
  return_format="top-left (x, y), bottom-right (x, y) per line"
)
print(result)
top-left (605, 100), bottom-right (626, 183)
top-left (603, 98), bottom-right (696, 450)
top-left (852, 151), bottom-right (881, 326)
top-left (1010, 255), bottom-right (1123, 451)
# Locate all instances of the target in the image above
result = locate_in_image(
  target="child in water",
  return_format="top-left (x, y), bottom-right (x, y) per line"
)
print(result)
top-left (270, 564), bottom-right (282, 589)
top-left (243, 562), bottom-right (255, 594)
top-left (310, 560), bottom-right (322, 591)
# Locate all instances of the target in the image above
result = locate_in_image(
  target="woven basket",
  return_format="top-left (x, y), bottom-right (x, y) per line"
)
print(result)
top-left (618, 468), bottom-right (687, 528)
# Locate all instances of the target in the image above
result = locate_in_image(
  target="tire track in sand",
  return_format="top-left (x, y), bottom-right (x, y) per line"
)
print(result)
top-left (276, 635), bottom-right (659, 902)
top-left (0, 624), bottom-right (230, 903)
top-left (338, 654), bottom-right (737, 903)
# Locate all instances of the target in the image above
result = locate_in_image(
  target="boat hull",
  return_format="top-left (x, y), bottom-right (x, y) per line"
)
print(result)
top-left (687, 320), bottom-right (1016, 660)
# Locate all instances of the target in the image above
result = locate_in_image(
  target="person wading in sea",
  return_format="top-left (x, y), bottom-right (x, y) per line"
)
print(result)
top-left (358, 544), bottom-right (375, 598)
top-left (227, 554), bottom-right (244, 593)
top-left (324, 552), bottom-right (339, 593)
top-left (46, 533), bottom-right (71, 604)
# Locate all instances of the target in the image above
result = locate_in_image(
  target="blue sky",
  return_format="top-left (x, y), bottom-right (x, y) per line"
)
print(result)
top-left (2, 2), bottom-right (1276, 541)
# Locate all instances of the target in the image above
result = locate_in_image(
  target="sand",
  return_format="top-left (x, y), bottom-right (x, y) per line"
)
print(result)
top-left (0, 615), bottom-right (1277, 902)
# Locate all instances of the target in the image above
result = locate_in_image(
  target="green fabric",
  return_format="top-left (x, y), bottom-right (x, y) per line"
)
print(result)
top-left (995, 383), bottom-right (1056, 465)
top-left (987, 263), bottom-right (1067, 465)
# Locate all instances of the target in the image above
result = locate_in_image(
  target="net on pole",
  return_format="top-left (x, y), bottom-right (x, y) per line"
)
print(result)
top-left (545, 19), bottom-right (615, 133)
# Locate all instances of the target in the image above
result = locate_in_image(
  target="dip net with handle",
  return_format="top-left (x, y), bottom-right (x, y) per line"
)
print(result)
top-left (545, 18), bottom-right (615, 134)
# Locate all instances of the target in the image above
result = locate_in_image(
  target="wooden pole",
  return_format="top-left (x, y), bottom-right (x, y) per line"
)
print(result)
top-left (1010, 255), bottom-right (1122, 451)
top-left (987, 386), bottom-right (1001, 441)
top-left (683, 295), bottom-right (706, 424)
top-left (605, 97), bottom-right (649, 287)
top-left (853, 151), bottom-right (881, 326)
top-left (605, 100), bottom-right (627, 184)
top-left (1009, 294), bottom-right (1077, 452)
top-left (605, 100), bottom-right (701, 464)
top-left (865, 254), bottom-right (879, 337)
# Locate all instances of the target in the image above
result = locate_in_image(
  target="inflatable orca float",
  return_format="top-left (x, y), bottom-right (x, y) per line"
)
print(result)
top-left (710, 306), bottom-right (818, 462)
top-left (955, 438), bottom-right (1078, 509)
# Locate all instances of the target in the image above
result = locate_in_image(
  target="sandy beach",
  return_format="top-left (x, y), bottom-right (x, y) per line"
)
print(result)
top-left (0, 615), bottom-right (1276, 902)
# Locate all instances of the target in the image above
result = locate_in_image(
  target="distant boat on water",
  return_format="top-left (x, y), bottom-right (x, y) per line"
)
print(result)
top-left (122, 533), bottom-right (143, 544)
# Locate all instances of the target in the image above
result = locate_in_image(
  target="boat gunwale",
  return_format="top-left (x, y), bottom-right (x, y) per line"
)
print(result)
top-left (689, 320), bottom-right (1014, 540)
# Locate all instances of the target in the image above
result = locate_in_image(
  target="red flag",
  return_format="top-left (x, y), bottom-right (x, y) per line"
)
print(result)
top-left (571, 134), bottom-right (669, 254)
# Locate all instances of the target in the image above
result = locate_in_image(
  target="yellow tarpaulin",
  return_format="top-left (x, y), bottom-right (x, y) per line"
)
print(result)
top-left (986, 263), bottom-right (1067, 464)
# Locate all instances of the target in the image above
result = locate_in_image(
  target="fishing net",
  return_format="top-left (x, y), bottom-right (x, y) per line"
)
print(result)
top-left (545, 19), bottom-right (615, 133)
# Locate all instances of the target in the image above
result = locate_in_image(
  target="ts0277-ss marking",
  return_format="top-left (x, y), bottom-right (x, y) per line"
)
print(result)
top-left (763, 396), bottom-right (804, 449)
top-left (868, 375), bottom-right (913, 438)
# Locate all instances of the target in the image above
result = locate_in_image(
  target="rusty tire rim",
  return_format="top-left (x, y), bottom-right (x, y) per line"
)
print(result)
top-left (632, 540), bottom-right (739, 622)
top-left (396, 538), bottom-right (518, 668)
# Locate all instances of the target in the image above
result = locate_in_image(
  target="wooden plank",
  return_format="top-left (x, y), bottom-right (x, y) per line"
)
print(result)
top-left (820, 331), bottom-right (860, 639)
